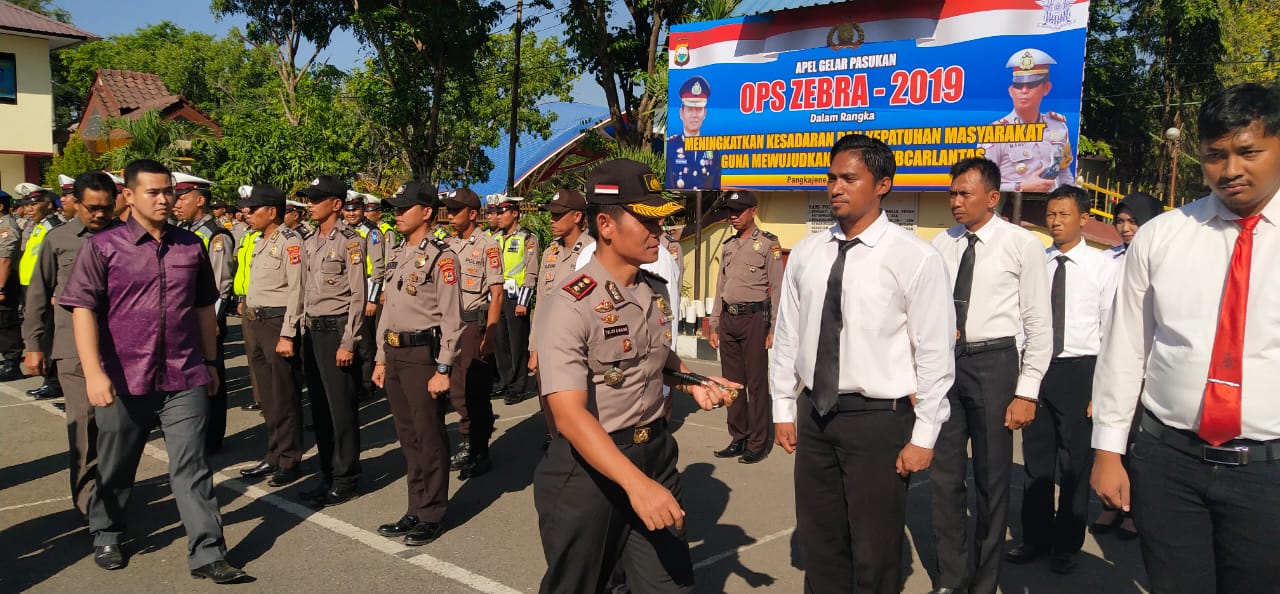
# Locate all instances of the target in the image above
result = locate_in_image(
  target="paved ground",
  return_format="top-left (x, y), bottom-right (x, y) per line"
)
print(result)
top-left (1, 319), bottom-right (1151, 593)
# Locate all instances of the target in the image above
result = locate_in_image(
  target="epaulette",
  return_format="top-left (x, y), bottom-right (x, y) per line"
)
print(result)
top-left (562, 274), bottom-right (597, 300)
top-left (1046, 111), bottom-right (1067, 122)
top-left (280, 227), bottom-right (298, 239)
top-left (640, 268), bottom-right (669, 285)
top-left (431, 237), bottom-right (451, 252)
top-left (761, 230), bottom-right (778, 241)
top-left (339, 226), bottom-right (359, 239)
top-left (722, 236), bottom-right (735, 245)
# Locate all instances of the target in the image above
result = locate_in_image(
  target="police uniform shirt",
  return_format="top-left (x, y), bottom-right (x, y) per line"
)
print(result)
top-left (981, 111), bottom-right (1074, 192)
top-left (666, 135), bottom-right (722, 191)
top-left (375, 236), bottom-right (464, 367)
top-left (931, 215), bottom-right (1052, 397)
top-left (0, 214), bottom-right (19, 261)
top-left (770, 213), bottom-right (956, 447)
top-left (662, 232), bottom-right (683, 266)
top-left (355, 219), bottom-right (386, 286)
top-left (447, 231), bottom-right (504, 313)
top-left (531, 234), bottom-right (595, 352)
top-left (182, 214), bottom-right (235, 302)
top-left (304, 221), bottom-right (367, 351)
top-left (497, 223), bottom-right (541, 306)
top-left (245, 226), bottom-right (305, 339)
top-left (22, 218), bottom-right (119, 360)
top-left (535, 257), bottom-right (676, 434)
top-left (709, 227), bottom-right (783, 334)
top-left (1045, 242), bottom-right (1119, 358)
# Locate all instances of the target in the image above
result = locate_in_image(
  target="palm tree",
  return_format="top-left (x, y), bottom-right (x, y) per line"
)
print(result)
top-left (102, 110), bottom-right (212, 171)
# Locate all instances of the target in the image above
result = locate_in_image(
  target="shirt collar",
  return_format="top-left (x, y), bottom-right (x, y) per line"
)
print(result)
top-left (126, 215), bottom-right (170, 244)
top-left (1047, 240), bottom-right (1088, 261)
top-left (1208, 186), bottom-right (1280, 227)
top-left (826, 211), bottom-right (890, 246)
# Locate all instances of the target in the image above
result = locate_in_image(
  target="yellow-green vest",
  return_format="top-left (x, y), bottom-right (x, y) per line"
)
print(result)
top-left (18, 218), bottom-right (56, 286)
top-left (352, 224), bottom-right (375, 276)
top-left (499, 229), bottom-right (531, 285)
top-left (234, 230), bottom-right (259, 296)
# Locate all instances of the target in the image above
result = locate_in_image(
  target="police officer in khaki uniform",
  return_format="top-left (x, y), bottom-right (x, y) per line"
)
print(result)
top-left (238, 184), bottom-right (307, 487)
top-left (344, 192), bottom-right (384, 400)
top-left (284, 199), bottom-right (315, 240)
top-left (708, 190), bottom-right (783, 464)
top-left (980, 48), bottom-right (1075, 193)
top-left (528, 188), bottom-right (592, 439)
top-left (491, 194), bottom-right (540, 404)
top-left (21, 172), bottom-right (121, 517)
top-left (370, 181), bottom-right (463, 547)
top-left (533, 159), bottom-right (738, 593)
top-left (293, 176), bottom-right (368, 506)
top-left (0, 190), bottom-right (24, 382)
top-left (441, 187), bottom-right (503, 479)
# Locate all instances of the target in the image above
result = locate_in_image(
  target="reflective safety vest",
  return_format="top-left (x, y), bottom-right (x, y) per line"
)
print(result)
top-left (352, 224), bottom-right (377, 276)
top-left (379, 221), bottom-right (400, 247)
top-left (499, 229), bottom-right (532, 285)
top-left (233, 230), bottom-right (259, 296)
top-left (18, 218), bottom-right (58, 286)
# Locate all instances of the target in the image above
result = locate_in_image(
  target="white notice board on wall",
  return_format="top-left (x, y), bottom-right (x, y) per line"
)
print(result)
top-left (808, 192), bottom-right (918, 233)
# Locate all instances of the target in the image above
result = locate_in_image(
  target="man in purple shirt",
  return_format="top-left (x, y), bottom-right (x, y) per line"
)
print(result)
top-left (59, 159), bottom-right (249, 584)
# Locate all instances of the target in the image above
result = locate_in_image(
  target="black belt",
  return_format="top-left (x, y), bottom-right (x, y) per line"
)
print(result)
top-left (1051, 355), bottom-right (1097, 364)
top-left (608, 419), bottom-right (668, 446)
top-left (244, 306), bottom-right (286, 321)
top-left (306, 315), bottom-right (345, 333)
top-left (958, 336), bottom-right (1016, 357)
top-left (461, 307), bottom-right (488, 323)
top-left (384, 328), bottom-right (439, 348)
top-left (804, 389), bottom-right (909, 412)
top-left (1140, 411), bottom-right (1280, 466)
top-left (723, 300), bottom-right (768, 316)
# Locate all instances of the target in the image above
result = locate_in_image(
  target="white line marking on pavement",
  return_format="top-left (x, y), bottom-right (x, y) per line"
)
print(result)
top-left (0, 496), bottom-right (72, 512)
top-left (0, 400), bottom-right (64, 409)
top-left (694, 526), bottom-right (795, 570)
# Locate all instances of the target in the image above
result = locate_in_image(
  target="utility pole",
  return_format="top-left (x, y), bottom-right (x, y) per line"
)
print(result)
top-left (506, 0), bottom-right (523, 193)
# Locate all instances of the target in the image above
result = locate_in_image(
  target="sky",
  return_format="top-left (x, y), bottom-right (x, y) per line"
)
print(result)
top-left (52, 0), bottom-right (608, 106)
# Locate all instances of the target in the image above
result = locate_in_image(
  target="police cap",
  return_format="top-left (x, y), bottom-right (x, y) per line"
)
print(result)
top-left (1006, 48), bottom-right (1056, 84)
top-left (441, 187), bottom-right (482, 210)
top-left (586, 159), bottom-right (683, 220)
top-left (542, 188), bottom-right (587, 214)
top-left (679, 76), bottom-right (710, 108)
top-left (385, 180), bottom-right (437, 209)
top-left (237, 184), bottom-right (286, 210)
top-left (298, 175), bottom-right (348, 200)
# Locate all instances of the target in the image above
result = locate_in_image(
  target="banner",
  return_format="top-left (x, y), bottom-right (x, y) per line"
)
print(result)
top-left (666, 0), bottom-right (1090, 192)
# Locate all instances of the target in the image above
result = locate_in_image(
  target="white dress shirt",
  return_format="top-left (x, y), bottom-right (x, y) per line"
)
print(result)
top-left (1093, 193), bottom-right (1280, 453)
top-left (932, 215), bottom-right (1052, 397)
top-left (1045, 242), bottom-right (1120, 358)
top-left (769, 212), bottom-right (955, 448)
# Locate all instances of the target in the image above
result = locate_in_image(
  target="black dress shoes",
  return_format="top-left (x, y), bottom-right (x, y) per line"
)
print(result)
top-left (314, 485), bottom-right (358, 507)
top-left (240, 401), bottom-right (261, 411)
top-left (239, 461), bottom-right (276, 478)
top-left (1050, 552), bottom-right (1077, 574)
top-left (450, 441), bottom-right (472, 471)
top-left (404, 521), bottom-right (445, 546)
top-left (458, 455), bottom-right (491, 480)
top-left (377, 515), bottom-right (419, 537)
top-left (0, 361), bottom-right (23, 382)
top-left (739, 449), bottom-right (767, 464)
top-left (929, 588), bottom-right (966, 594)
top-left (714, 440), bottom-right (746, 458)
top-left (1005, 543), bottom-right (1048, 564)
top-left (94, 544), bottom-right (124, 570)
top-left (267, 467), bottom-right (301, 487)
top-left (29, 384), bottom-right (63, 399)
top-left (190, 559), bottom-right (249, 584)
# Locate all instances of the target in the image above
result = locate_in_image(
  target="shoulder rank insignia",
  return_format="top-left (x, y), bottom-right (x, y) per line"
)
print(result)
top-left (761, 230), bottom-right (777, 240)
top-left (1046, 111), bottom-right (1067, 122)
top-left (563, 274), bottom-right (597, 300)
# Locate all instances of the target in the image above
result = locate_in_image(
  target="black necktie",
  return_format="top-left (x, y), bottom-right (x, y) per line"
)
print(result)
top-left (953, 233), bottom-right (979, 350)
top-left (1052, 254), bottom-right (1068, 357)
top-left (811, 238), bottom-right (859, 416)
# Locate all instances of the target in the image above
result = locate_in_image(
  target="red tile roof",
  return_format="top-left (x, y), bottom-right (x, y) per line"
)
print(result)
top-left (92, 69), bottom-right (183, 117)
top-left (0, 1), bottom-right (97, 47)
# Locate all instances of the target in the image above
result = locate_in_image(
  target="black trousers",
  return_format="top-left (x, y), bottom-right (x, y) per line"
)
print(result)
top-left (302, 325), bottom-right (362, 489)
top-left (357, 314), bottom-right (377, 394)
top-left (930, 346), bottom-right (1018, 594)
top-left (205, 312), bottom-right (228, 452)
top-left (718, 310), bottom-right (771, 452)
top-left (244, 316), bottom-right (303, 469)
top-left (89, 387), bottom-right (227, 570)
top-left (384, 343), bottom-right (449, 522)
top-left (494, 297), bottom-right (530, 395)
top-left (794, 392), bottom-right (914, 594)
top-left (535, 431), bottom-right (694, 594)
top-left (1131, 423), bottom-right (1280, 594)
top-left (449, 318), bottom-right (495, 450)
top-left (58, 358), bottom-right (96, 516)
top-left (1020, 357), bottom-right (1094, 554)
top-left (0, 305), bottom-right (21, 362)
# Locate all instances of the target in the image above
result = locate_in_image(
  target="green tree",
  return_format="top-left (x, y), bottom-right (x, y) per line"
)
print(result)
top-left (44, 131), bottom-right (99, 187)
top-left (100, 110), bottom-right (213, 171)
top-left (1216, 0), bottom-right (1280, 83)
top-left (7, 0), bottom-right (71, 23)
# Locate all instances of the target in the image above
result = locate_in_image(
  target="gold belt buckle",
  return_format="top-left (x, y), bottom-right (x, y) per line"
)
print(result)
top-left (386, 331), bottom-right (401, 348)
top-left (633, 425), bottom-right (651, 444)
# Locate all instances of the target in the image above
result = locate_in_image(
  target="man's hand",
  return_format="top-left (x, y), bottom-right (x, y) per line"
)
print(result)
top-left (625, 477), bottom-right (685, 531)
top-left (707, 331), bottom-right (720, 350)
top-left (1087, 401), bottom-right (1093, 418)
top-left (528, 351), bottom-right (538, 374)
top-left (687, 375), bottom-right (741, 410)
top-left (1091, 450), bottom-right (1130, 511)
top-left (427, 372), bottom-right (450, 398)
top-left (205, 364), bottom-right (220, 397)
top-left (1005, 397), bottom-right (1036, 430)
top-left (336, 348), bottom-right (355, 367)
top-left (775, 422), bottom-right (797, 454)
top-left (1022, 174), bottom-right (1055, 193)
top-left (480, 325), bottom-right (496, 356)
top-left (372, 364), bottom-right (385, 388)
top-left (364, 302), bottom-right (378, 317)
top-left (765, 332), bottom-right (773, 349)
top-left (237, 302), bottom-right (246, 316)
top-left (276, 337), bottom-right (294, 358)
top-left (23, 352), bottom-right (46, 377)
top-left (515, 304), bottom-right (528, 317)
top-left (896, 443), bottom-right (933, 477)
top-left (86, 372), bottom-right (116, 407)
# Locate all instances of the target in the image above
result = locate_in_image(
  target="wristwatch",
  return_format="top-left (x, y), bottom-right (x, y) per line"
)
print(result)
top-left (436, 364), bottom-right (452, 375)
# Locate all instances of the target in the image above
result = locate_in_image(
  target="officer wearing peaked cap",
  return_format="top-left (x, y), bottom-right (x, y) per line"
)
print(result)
top-left (491, 192), bottom-right (540, 405)
top-left (284, 200), bottom-right (315, 240)
top-left (371, 180), bottom-right (464, 546)
top-left (0, 188), bottom-right (24, 381)
top-left (981, 48), bottom-right (1075, 193)
top-left (667, 75), bottom-right (721, 191)
top-left (339, 187), bottom-right (384, 400)
top-left (533, 159), bottom-right (737, 593)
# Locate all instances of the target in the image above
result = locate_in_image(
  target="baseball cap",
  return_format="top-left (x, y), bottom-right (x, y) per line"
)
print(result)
top-left (384, 181), bottom-right (437, 208)
top-left (585, 159), bottom-right (683, 220)
top-left (722, 190), bottom-right (757, 211)
top-left (543, 188), bottom-right (587, 214)
top-left (298, 175), bottom-right (348, 200)
top-left (237, 184), bottom-right (286, 210)
top-left (441, 188), bottom-right (482, 210)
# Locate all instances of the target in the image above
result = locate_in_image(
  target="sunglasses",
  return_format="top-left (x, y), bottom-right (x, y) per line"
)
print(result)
top-left (1011, 81), bottom-right (1046, 90)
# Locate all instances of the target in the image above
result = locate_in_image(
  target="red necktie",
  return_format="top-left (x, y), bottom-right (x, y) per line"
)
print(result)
top-left (1198, 215), bottom-right (1262, 446)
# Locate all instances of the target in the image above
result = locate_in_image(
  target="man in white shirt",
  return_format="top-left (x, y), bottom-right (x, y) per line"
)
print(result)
top-left (770, 133), bottom-right (955, 593)
top-left (1091, 83), bottom-right (1280, 593)
top-left (1007, 185), bottom-right (1118, 574)
top-left (928, 157), bottom-right (1052, 594)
